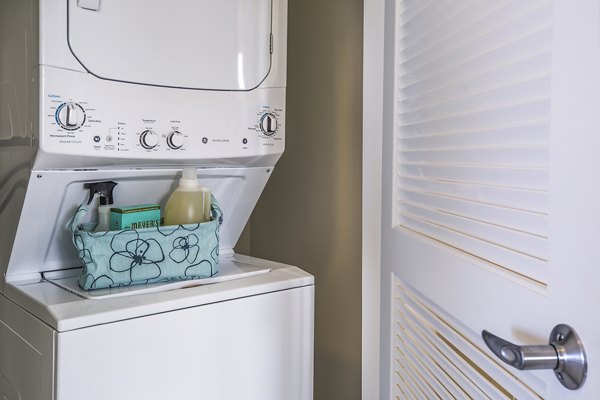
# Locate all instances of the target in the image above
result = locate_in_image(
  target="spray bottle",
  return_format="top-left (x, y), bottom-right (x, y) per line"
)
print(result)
top-left (163, 168), bottom-right (211, 226)
top-left (84, 181), bottom-right (118, 232)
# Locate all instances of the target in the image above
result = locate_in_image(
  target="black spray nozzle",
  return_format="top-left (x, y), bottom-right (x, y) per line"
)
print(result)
top-left (84, 181), bottom-right (118, 206)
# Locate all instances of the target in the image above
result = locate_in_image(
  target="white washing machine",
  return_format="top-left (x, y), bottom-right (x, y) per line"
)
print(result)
top-left (0, 1), bottom-right (314, 399)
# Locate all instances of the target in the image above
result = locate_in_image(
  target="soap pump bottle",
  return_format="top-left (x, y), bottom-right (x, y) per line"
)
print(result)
top-left (84, 181), bottom-right (118, 232)
top-left (164, 168), bottom-right (211, 226)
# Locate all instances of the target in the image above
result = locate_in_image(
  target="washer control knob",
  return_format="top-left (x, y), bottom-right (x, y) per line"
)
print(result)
top-left (56, 102), bottom-right (86, 130)
top-left (166, 130), bottom-right (185, 149)
top-left (140, 130), bottom-right (159, 149)
top-left (259, 113), bottom-right (278, 136)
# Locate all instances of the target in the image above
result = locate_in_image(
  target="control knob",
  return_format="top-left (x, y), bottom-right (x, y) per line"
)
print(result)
top-left (139, 130), bottom-right (159, 149)
top-left (259, 113), bottom-right (278, 136)
top-left (167, 130), bottom-right (185, 149)
top-left (56, 102), bottom-right (86, 130)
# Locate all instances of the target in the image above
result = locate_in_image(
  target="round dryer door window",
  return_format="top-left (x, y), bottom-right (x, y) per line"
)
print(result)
top-left (67, 0), bottom-right (273, 91)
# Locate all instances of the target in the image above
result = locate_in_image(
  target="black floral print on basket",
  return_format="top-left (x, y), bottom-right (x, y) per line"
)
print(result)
top-left (169, 234), bottom-right (200, 264)
top-left (109, 230), bottom-right (165, 283)
top-left (74, 233), bottom-right (93, 265)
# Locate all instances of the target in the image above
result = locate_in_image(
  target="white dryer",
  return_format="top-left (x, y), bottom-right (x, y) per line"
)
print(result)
top-left (0, 1), bottom-right (314, 399)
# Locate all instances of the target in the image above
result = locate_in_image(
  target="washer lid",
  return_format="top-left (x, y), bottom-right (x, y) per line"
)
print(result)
top-left (67, 0), bottom-right (273, 91)
top-left (5, 255), bottom-right (314, 332)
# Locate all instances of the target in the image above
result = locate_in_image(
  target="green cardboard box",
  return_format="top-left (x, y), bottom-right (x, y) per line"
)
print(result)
top-left (110, 204), bottom-right (161, 230)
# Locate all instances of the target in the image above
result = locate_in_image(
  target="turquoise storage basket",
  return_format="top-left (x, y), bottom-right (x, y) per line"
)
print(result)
top-left (69, 196), bottom-right (223, 290)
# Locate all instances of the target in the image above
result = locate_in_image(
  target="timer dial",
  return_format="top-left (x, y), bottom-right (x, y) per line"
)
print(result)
top-left (167, 130), bottom-right (185, 149)
top-left (259, 113), bottom-right (278, 136)
top-left (56, 102), bottom-right (86, 130)
top-left (139, 130), bottom-right (159, 149)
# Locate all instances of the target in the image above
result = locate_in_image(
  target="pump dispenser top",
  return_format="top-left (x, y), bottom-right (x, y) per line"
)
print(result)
top-left (84, 181), bottom-right (117, 232)
top-left (180, 167), bottom-right (199, 187)
top-left (164, 168), bottom-right (211, 226)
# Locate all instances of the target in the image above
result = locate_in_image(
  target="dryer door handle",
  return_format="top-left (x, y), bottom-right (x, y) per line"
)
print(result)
top-left (78, 0), bottom-right (100, 11)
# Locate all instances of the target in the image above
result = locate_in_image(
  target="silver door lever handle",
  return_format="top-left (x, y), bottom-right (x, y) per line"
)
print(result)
top-left (481, 324), bottom-right (586, 390)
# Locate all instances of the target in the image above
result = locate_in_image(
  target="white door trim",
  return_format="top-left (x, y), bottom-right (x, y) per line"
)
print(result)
top-left (362, 0), bottom-right (385, 398)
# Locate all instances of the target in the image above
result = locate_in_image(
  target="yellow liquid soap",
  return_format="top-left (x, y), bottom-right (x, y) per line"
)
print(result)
top-left (163, 168), bottom-right (211, 226)
top-left (164, 189), bottom-right (211, 226)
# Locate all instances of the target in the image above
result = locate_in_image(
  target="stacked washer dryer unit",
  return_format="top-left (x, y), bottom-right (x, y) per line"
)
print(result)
top-left (0, 1), bottom-right (314, 399)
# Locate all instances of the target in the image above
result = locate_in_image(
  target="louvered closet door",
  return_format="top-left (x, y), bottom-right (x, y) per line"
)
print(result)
top-left (378, 1), bottom-right (600, 398)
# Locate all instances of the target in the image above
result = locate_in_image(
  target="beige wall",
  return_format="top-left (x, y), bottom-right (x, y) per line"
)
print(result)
top-left (239, 0), bottom-right (364, 398)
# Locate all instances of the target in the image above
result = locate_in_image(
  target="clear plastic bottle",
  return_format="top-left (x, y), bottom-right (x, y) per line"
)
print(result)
top-left (163, 168), bottom-right (211, 226)
top-left (83, 181), bottom-right (118, 232)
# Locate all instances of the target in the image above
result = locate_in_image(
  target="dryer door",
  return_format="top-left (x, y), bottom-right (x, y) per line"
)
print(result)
top-left (67, 0), bottom-right (272, 91)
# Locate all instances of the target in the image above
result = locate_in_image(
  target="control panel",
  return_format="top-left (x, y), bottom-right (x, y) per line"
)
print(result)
top-left (46, 100), bottom-right (283, 154)
top-left (40, 68), bottom-right (286, 168)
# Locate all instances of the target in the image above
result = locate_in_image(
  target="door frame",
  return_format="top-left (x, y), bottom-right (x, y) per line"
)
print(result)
top-left (362, 0), bottom-right (385, 398)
